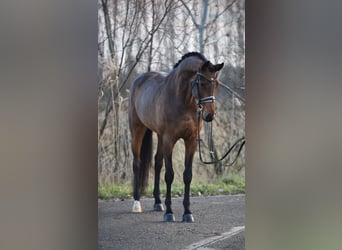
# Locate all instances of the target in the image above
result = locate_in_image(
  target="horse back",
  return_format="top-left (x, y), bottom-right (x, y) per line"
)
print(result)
top-left (130, 71), bottom-right (167, 105)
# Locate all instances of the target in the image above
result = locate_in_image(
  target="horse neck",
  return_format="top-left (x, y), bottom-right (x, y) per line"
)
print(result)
top-left (167, 69), bottom-right (196, 106)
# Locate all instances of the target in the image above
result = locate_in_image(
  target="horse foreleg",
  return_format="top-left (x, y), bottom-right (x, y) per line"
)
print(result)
top-left (182, 139), bottom-right (196, 222)
top-left (163, 150), bottom-right (175, 222)
top-left (153, 136), bottom-right (164, 211)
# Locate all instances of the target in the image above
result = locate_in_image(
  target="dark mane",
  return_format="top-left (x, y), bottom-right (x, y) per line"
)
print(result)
top-left (173, 52), bottom-right (207, 69)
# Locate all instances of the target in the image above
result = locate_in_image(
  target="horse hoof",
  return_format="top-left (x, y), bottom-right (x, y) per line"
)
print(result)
top-left (153, 203), bottom-right (164, 211)
top-left (163, 213), bottom-right (175, 222)
top-left (182, 213), bottom-right (194, 223)
top-left (132, 200), bottom-right (142, 213)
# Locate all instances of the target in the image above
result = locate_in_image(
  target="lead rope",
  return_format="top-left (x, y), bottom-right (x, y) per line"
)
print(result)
top-left (197, 110), bottom-right (245, 165)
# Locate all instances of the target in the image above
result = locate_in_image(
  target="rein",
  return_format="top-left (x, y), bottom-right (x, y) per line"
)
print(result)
top-left (197, 111), bottom-right (245, 165)
top-left (192, 72), bottom-right (245, 165)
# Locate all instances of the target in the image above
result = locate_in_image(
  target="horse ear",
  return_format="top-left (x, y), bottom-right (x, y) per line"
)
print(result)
top-left (201, 61), bottom-right (224, 72)
top-left (214, 63), bottom-right (224, 72)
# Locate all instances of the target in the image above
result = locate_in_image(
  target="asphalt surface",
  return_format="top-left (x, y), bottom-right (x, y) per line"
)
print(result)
top-left (98, 195), bottom-right (245, 250)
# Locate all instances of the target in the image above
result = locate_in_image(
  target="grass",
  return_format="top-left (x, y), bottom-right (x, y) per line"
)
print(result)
top-left (98, 171), bottom-right (244, 200)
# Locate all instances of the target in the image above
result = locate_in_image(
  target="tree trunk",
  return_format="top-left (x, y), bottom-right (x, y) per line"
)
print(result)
top-left (199, 0), bottom-right (209, 54)
top-left (101, 0), bottom-right (115, 61)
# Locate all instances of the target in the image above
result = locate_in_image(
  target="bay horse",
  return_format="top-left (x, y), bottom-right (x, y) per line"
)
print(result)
top-left (129, 52), bottom-right (224, 222)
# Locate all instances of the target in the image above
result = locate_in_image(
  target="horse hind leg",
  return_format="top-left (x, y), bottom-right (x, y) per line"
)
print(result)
top-left (153, 135), bottom-right (164, 211)
top-left (132, 153), bottom-right (142, 213)
top-left (131, 125), bottom-right (150, 213)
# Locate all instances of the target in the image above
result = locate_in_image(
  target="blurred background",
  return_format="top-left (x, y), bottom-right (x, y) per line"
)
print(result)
top-left (2, 1), bottom-right (342, 249)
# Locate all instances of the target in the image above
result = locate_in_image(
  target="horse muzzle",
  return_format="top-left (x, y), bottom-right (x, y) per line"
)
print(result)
top-left (202, 109), bottom-right (215, 122)
top-left (204, 113), bottom-right (214, 122)
top-left (198, 96), bottom-right (216, 122)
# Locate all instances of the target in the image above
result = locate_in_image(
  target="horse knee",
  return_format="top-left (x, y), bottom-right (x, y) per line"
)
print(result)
top-left (165, 169), bottom-right (174, 184)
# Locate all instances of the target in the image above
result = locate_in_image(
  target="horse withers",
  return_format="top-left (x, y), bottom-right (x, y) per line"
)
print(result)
top-left (128, 52), bottom-right (224, 222)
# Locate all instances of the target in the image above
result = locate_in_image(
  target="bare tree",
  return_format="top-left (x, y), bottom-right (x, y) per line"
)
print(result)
top-left (100, 0), bottom-right (115, 61)
top-left (179, 0), bottom-right (237, 53)
top-left (98, 0), bottom-right (178, 182)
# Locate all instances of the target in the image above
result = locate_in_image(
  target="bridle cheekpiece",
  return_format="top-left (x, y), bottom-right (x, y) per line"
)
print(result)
top-left (192, 72), bottom-right (216, 109)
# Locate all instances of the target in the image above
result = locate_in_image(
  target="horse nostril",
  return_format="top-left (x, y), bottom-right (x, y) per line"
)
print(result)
top-left (205, 113), bottom-right (213, 122)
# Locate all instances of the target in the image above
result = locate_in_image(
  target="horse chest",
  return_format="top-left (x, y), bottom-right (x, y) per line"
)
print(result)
top-left (167, 118), bottom-right (198, 140)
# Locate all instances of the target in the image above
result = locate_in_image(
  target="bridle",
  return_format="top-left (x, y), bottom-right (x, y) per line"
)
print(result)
top-left (192, 71), bottom-right (245, 165)
top-left (191, 72), bottom-right (216, 109)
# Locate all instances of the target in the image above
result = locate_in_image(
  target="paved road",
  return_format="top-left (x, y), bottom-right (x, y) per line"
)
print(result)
top-left (98, 195), bottom-right (245, 250)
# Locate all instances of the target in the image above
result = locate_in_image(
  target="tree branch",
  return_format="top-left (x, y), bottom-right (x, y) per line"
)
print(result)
top-left (179, 0), bottom-right (199, 28)
top-left (119, 0), bottom-right (174, 90)
top-left (205, 0), bottom-right (238, 28)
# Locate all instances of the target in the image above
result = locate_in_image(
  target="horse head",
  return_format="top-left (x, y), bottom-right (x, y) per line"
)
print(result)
top-left (192, 61), bottom-right (224, 122)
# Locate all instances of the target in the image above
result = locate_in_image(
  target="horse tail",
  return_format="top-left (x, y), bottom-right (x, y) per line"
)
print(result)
top-left (139, 129), bottom-right (153, 195)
